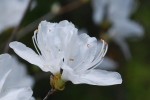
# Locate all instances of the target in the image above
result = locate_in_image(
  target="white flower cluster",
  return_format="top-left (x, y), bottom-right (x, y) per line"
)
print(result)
top-left (0, 54), bottom-right (34, 100)
top-left (9, 20), bottom-right (122, 90)
top-left (0, 0), bottom-right (37, 33)
top-left (92, 0), bottom-right (144, 59)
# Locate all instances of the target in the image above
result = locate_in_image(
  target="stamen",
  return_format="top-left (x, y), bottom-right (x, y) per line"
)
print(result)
top-left (88, 39), bottom-right (108, 70)
top-left (32, 30), bottom-right (41, 56)
top-left (99, 40), bottom-right (107, 59)
top-left (101, 40), bottom-right (108, 57)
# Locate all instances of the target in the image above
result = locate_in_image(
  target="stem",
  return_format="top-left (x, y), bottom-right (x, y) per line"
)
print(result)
top-left (43, 89), bottom-right (56, 100)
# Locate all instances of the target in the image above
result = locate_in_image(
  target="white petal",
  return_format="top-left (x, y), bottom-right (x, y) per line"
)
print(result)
top-left (72, 34), bottom-right (98, 71)
top-left (108, 0), bottom-right (136, 22)
top-left (0, 54), bottom-right (34, 93)
top-left (92, 0), bottom-right (108, 24)
top-left (0, 54), bottom-right (12, 72)
top-left (0, 0), bottom-right (29, 33)
top-left (109, 19), bottom-right (144, 39)
top-left (62, 67), bottom-right (122, 86)
top-left (81, 40), bottom-right (108, 70)
top-left (2, 56), bottom-right (34, 90)
top-left (9, 41), bottom-right (44, 71)
top-left (108, 19), bottom-right (144, 60)
top-left (0, 54), bottom-right (34, 99)
top-left (37, 20), bottom-right (77, 64)
top-left (0, 54), bottom-right (12, 93)
top-left (0, 87), bottom-right (33, 100)
top-left (0, 70), bottom-right (11, 94)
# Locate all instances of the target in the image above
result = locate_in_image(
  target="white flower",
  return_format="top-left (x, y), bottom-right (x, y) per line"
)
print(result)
top-left (107, 0), bottom-right (136, 23)
top-left (92, 0), bottom-right (108, 24)
top-left (92, 0), bottom-right (136, 24)
top-left (10, 20), bottom-right (122, 90)
top-left (0, 0), bottom-right (29, 33)
top-left (108, 19), bottom-right (144, 59)
top-left (0, 54), bottom-right (34, 100)
top-left (92, 0), bottom-right (144, 59)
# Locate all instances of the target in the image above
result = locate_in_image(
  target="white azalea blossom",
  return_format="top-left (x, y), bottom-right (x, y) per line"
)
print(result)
top-left (92, 0), bottom-right (144, 59)
top-left (10, 20), bottom-right (122, 90)
top-left (107, 0), bottom-right (136, 23)
top-left (0, 0), bottom-right (29, 33)
top-left (0, 54), bottom-right (34, 100)
top-left (6, 55), bottom-right (34, 88)
top-left (92, 0), bottom-right (108, 24)
top-left (108, 19), bottom-right (144, 59)
top-left (92, 0), bottom-right (136, 24)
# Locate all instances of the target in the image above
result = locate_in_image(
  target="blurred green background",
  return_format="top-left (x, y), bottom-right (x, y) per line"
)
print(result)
top-left (0, 0), bottom-right (150, 100)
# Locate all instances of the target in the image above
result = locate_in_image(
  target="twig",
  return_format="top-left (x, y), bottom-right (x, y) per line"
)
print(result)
top-left (43, 89), bottom-right (56, 100)
top-left (3, 0), bottom-right (33, 52)
top-left (16, 0), bottom-right (88, 40)
top-left (16, 12), bottom-right (55, 39)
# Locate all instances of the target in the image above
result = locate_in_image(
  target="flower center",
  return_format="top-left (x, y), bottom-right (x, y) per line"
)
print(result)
top-left (50, 73), bottom-right (65, 91)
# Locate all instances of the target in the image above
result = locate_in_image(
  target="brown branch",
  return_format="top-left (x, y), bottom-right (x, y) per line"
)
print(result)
top-left (16, 0), bottom-right (88, 40)
top-left (16, 12), bottom-right (55, 40)
top-left (3, 0), bottom-right (33, 52)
